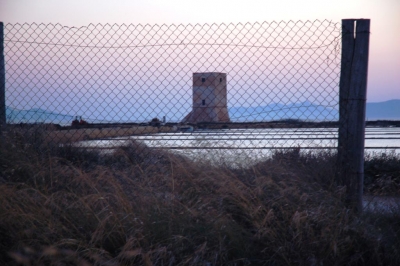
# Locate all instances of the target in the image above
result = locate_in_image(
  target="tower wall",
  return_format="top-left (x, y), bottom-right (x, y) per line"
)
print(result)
top-left (182, 72), bottom-right (230, 123)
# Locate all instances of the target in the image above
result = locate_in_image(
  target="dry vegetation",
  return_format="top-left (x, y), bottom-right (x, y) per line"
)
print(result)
top-left (0, 128), bottom-right (399, 265)
top-left (45, 125), bottom-right (175, 143)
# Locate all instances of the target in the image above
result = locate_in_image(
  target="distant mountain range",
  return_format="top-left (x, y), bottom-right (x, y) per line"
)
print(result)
top-left (6, 99), bottom-right (400, 124)
top-left (229, 101), bottom-right (339, 122)
top-left (230, 99), bottom-right (400, 122)
top-left (365, 99), bottom-right (400, 120)
top-left (6, 107), bottom-right (75, 125)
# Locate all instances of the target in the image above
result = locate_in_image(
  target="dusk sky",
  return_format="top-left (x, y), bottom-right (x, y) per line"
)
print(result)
top-left (1, 0), bottom-right (399, 103)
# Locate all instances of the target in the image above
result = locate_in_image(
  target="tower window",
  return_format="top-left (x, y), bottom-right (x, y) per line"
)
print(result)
top-left (202, 100), bottom-right (206, 106)
top-left (220, 78), bottom-right (222, 82)
top-left (201, 77), bottom-right (205, 83)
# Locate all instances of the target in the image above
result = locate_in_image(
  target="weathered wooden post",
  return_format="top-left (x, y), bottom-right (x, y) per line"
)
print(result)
top-left (338, 19), bottom-right (370, 212)
top-left (0, 22), bottom-right (6, 131)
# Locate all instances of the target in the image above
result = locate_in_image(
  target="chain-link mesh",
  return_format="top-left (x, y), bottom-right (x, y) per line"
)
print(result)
top-left (4, 20), bottom-right (343, 161)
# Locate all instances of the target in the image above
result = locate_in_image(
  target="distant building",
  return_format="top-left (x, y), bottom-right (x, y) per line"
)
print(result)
top-left (182, 72), bottom-right (230, 123)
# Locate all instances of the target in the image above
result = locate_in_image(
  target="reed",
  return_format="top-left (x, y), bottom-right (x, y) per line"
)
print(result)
top-left (0, 130), bottom-right (399, 265)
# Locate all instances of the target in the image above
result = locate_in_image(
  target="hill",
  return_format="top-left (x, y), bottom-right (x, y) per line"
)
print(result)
top-left (6, 107), bottom-right (75, 125)
top-left (229, 101), bottom-right (339, 122)
top-left (5, 99), bottom-right (399, 125)
top-left (229, 99), bottom-right (400, 122)
top-left (366, 99), bottom-right (400, 120)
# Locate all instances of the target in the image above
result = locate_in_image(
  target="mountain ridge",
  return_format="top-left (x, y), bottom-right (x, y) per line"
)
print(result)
top-left (365, 99), bottom-right (400, 120)
top-left (5, 99), bottom-right (400, 124)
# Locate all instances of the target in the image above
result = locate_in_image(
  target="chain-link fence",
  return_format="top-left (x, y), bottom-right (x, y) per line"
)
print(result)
top-left (3, 20), bottom-right (349, 161)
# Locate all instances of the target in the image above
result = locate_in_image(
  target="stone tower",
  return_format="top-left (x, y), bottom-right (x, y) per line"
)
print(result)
top-left (182, 72), bottom-right (230, 123)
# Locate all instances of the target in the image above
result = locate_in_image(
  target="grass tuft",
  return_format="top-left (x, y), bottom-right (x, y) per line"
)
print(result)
top-left (0, 131), bottom-right (399, 265)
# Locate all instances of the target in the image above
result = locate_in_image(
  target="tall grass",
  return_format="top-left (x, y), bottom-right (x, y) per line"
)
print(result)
top-left (365, 150), bottom-right (400, 195)
top-left (0, 129), bottom-right (399, 265)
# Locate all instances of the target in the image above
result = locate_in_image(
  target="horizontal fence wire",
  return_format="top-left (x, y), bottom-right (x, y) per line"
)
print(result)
top-left (3, 20), bottom-right (398, 160)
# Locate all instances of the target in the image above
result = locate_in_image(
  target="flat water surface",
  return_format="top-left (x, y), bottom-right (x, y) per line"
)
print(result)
top-left (80, 127), bottom-right (400, 164)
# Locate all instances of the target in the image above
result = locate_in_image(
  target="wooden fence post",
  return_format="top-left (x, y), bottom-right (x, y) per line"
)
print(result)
top-left (0, 22), bottom-right (6, 131)
top-left (338, 19), bottom-right (370, 212)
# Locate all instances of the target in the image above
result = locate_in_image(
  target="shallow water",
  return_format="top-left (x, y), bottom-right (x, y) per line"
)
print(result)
top-left (78, 127), bottom-right (400, 164)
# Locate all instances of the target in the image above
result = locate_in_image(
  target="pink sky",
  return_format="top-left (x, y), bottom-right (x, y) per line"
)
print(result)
top-left (1, 0), bottom-right (399, 102)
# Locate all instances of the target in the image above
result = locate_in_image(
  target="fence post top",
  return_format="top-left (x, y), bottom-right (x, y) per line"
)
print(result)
top-left (342, 18), bottom-right (370, 22)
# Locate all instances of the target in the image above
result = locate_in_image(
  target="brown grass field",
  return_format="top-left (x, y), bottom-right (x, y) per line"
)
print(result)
top-left (0, 127), bottom-right (399, 265)
top-left (45, 125), bottom-right (175, 143)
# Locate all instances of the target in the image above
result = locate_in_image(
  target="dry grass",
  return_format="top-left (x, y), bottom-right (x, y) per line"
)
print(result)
top-left (0, 129), bottom-right (399, 265)
top-left (364, 150), bottom-right (400, 196)
top-left (45, 125), bottom-right (175, 143)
